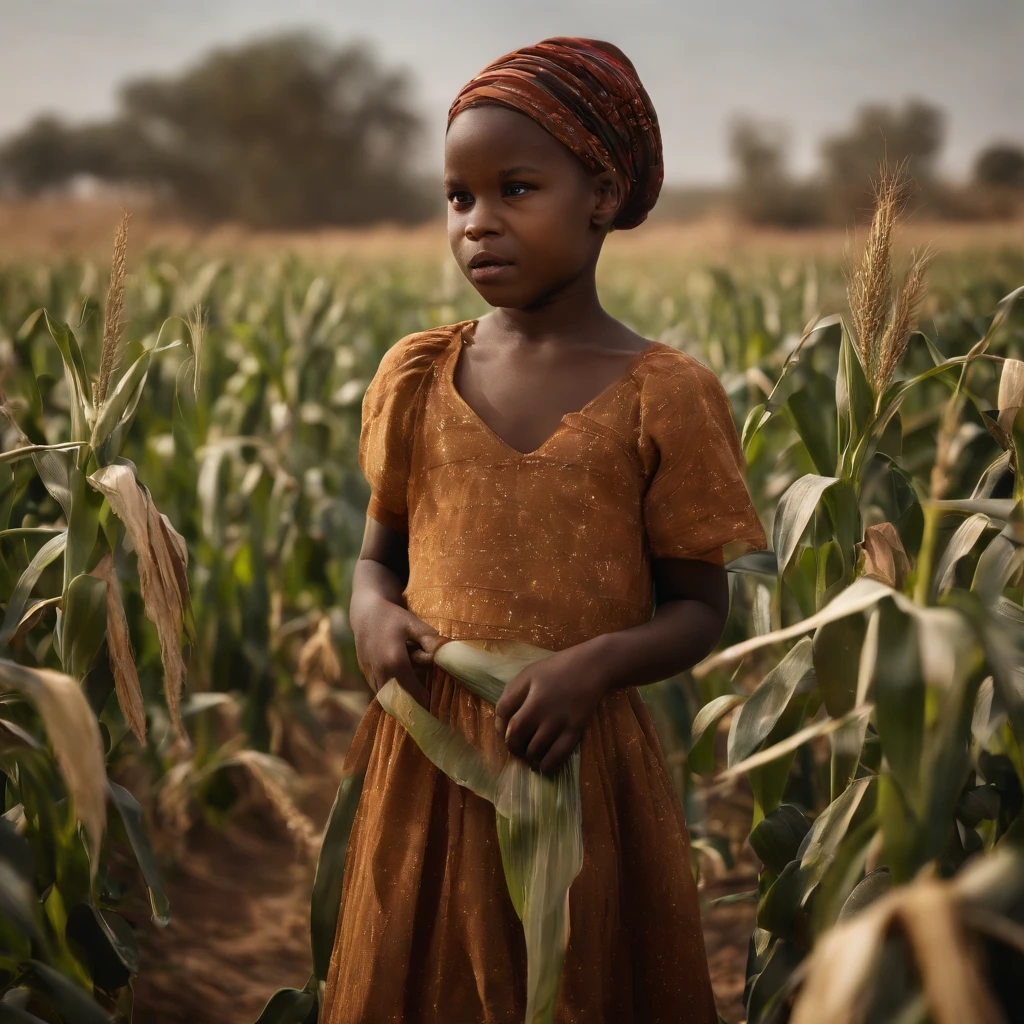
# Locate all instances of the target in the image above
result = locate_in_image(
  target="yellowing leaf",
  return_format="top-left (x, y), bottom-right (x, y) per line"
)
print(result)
top-left (91, 553), bottom-right (146, 744)
top-left (0, 659), bottom-right (106, 873)
top-left (89, 463), bottom-right (189, 739)
top-left (861, 522), bottom-right (910, 590)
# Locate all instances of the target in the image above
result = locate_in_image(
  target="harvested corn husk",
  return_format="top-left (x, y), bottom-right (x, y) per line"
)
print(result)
top-left (377, 638), bottom-right (582, 1024)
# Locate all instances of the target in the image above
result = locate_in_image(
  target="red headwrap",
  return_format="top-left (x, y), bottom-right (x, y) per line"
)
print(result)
top-left (447, 37), bottom-right (663, 230)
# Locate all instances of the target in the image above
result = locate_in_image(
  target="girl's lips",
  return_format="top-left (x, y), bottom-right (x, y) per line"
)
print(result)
top-left (469, 262), bottom-right (514, 282)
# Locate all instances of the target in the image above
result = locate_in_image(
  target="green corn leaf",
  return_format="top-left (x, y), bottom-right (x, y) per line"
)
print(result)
top-left (927, 498), bottom-right (1016, 520)
top-left (836, 323), bottom-right (874, 469)
top-left (750, 804), bottom-right (812, 875)
top-left (381, 638), bottom-right (582, 1024)
top-left (800, 776), bottom-right (877, 894)
top-left (756, 858), bottom-right (808, 940)
top-left (433, 638), bottom-right (556, 704)
top-left (65, 903), bottom-right (139, 991)
top-left (43, 312), bottom-right (92, 442)
top-left (745, 937), bottom-right (804, 1024)
top-left (60, 574), bottom-right (107, 680)
top-left (741, 402), bottom-right (767, 452)
top-left (743, 314), bottom-right (842, 450)
top-left (720, 706), bottom-right (872, 780)
top-left (310, 772), bottom-right (364, 985)
top-left (821, 479), bottom-right (861, 578)
top-left (0, 1003), bottom-right (56, 1023)
top-left (91, 347), bottom-right (153, 457)
top-left (254, 978), bottom-right (318, 1024)
top-left (107, 781), bottom-right (170, 926)
top-left (773, 474), bottom-right (839, 576)
top-left (787, 368), bottom-right (839, 476)
top-left (728, 638), bottom-right (814, 767)
top-left (935, 513), bottom-right (992, 595)
top-left (747, 686), bottom-right (818, 819)
top-left (0, 658), bottom-right (106, 870)
top-left (376, 680), bottom-right (499, 803)
top-left (726, 550), bottom-right (778, 577)
top-left (830, 713), bottom-right (870, 801)
top-left (24, 960), bottom-right (112, 1024)
top-left (689, 694), bottom-right (746, 774)
top-left (0, 442), bottom-right (88, 467)
top-left (0, 532), bottom-right (67, 645)
top-left (973, 530), bottom-right (1024, 605)
top-left (0, 857), bottom-right (47, 954)
top-left (65, 462), bottom-right (103, 588)
top-left (836, 867), bottom-right (892, 923)
top-left (696, 577), bottom-right (893, 677)
top-left (813, 612), bottom-right (867, 718)
top-left (873, 600), bottom-right (925, 808)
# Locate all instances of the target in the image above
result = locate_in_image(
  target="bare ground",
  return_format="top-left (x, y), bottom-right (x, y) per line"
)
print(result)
top-left (130, 730), bottom-right (758, 1024)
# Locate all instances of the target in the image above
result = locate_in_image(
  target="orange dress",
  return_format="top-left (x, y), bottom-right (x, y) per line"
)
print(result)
top-left (322, 319), bottom-right (766, 1024)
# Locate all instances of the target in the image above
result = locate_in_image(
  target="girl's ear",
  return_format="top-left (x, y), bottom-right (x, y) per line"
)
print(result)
top-left (590, 169), bottom-right (623, 229)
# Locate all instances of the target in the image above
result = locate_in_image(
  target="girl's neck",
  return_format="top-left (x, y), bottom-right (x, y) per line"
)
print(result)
top-left (482, 272), bottom-right (616, 348)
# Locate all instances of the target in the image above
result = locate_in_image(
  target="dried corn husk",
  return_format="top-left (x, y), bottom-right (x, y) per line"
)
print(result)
top-left (91, 553), bottom-right (146, 744)
top-left (377, 638), bottom-right (582, 1024)
top-left (0, 658), bottom-right (106, 872)
top-left (88, 463), bottom-right (189, 740)
top-left (791, 859), bottom-right (1010, 1024)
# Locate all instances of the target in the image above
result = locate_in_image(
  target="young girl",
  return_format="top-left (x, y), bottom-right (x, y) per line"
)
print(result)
top-left (322, 37), bottom-right (766, 1024)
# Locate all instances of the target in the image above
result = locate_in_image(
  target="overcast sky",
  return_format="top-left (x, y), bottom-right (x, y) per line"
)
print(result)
top-left (2, 0), bottom-right (1021, 184)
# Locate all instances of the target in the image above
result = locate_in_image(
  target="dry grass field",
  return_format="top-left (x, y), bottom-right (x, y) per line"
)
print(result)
top-left (2, 194), bottom-right (1020, 265)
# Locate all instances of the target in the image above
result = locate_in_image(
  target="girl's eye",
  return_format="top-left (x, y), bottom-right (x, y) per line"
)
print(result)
top-left (504, 183), bottom-right (533, 198)
top-left (448, 191), bottom-right (473, 206)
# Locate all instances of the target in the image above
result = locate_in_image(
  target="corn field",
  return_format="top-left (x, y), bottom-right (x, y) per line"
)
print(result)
top-left (0, 195), bottom-right (1023, 1024)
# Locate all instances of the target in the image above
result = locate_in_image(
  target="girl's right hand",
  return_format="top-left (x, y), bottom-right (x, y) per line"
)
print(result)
top-left (353, 597), bottom-right (443, 709)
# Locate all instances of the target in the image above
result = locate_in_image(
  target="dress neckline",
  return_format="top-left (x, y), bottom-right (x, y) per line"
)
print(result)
top-left (445, 319), bottom-right (662, 458)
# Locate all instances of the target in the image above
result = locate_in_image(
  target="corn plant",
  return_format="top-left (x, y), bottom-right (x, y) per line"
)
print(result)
top-left (689, 173), bottom-right (1024, 1022)
top-left (0, 213), bottom-right (197, 1020)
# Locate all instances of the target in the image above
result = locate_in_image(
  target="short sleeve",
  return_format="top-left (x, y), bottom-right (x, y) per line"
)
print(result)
top-left (640, 354), bottom-right (767, 562)
top-left (358, 328), bottom-right (452, 533)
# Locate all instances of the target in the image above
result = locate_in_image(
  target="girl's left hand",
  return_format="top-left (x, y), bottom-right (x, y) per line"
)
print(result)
top-left (495, 643), bottom-right (611, 775)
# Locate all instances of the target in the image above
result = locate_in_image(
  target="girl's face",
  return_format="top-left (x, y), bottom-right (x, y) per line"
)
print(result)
top-left (444, 105), bottom-right (621, 308)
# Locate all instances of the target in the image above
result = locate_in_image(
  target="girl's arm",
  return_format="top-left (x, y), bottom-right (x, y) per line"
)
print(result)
top-left (351, 519), bottom-right (440, 707)
top-left (583, 554), bottom-right (730, 689)
top-left (495, 554), bottom-right (729, 773)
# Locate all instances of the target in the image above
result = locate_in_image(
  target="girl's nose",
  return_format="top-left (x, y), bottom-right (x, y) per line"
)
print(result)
top-left (465, 203), bottom-right (502, 241)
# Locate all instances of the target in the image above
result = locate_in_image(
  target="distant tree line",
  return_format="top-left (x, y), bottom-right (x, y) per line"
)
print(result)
top-left (0, 30), bottom-right (1021, 229)
top-left (729, 100), bottom-right (1024, 227)
top-left (0, 32), bottom-right (437, 229)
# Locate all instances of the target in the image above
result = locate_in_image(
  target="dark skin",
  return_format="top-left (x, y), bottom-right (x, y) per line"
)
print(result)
top-left (350, 104), bottom-right (730, 775)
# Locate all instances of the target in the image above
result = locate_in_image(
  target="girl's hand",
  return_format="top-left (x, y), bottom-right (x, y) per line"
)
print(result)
top-left (495, 644), bottom-right (611, 775)
top-left (353, 595), bottom-right (443, 709)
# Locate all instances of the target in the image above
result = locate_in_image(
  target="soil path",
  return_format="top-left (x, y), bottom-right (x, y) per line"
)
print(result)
top-left (132, 731), bottom-right (756, 1024)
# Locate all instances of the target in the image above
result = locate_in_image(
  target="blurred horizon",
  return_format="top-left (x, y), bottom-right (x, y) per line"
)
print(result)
top-left (3, 0), bottom-right (1022, 186)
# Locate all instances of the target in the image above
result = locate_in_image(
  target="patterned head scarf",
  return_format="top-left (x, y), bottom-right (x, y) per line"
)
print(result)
top-left (447, 37), bottom-right (663, 230)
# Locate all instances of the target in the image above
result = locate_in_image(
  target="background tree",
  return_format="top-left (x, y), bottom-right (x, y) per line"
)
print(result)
top-left (0, 32), bottom-right (436, 228)
top-left (820, 99), bottom-right (944, 222)
top-left (974, 143), bottom-right (1024, 190)
top-left (728, 117), bottom-right (823, 228)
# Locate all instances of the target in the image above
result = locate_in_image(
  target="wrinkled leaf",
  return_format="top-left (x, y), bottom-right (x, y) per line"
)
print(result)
top-left (0, 659), bottom-right (106, 870)
top-left (935, 513), bottom-right (991, 596)
top-left (728, 639), bottom-right (814, 766)
top-left (773, 474), bottom-right (839, 575)
top-left (0, 532), bottom-right (67, 645)
top-left (688, 694), bottom-right (746, 774)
